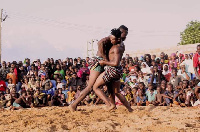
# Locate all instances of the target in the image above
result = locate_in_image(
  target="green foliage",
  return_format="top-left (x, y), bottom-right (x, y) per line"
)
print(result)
top-left (179, 20), bottom-right (200, 45)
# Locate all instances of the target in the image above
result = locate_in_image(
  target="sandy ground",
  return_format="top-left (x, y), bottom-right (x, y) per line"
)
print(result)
top-left (0, 105), bottom-right (199, 132)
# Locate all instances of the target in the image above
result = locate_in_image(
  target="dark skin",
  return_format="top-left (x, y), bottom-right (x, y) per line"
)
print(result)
top-left (93, 40), bottom-right (133, 112)
top-left (154, 87), bottom-right (165, 106)
top-left (69, 35), bottom-right (119, 112)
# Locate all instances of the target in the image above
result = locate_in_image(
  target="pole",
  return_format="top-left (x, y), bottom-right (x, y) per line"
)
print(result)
top-left (91, 39), bottom-right (94, 57)
top-left (87, 41), bottom-right (88, 57)
top-left (0, 9), bottom-right (2, 62)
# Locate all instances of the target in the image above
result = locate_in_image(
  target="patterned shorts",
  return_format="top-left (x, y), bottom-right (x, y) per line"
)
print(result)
top-left (89, 57), bottom-right (104, 72)
top-left (102, 66), bottom-right (123, 83)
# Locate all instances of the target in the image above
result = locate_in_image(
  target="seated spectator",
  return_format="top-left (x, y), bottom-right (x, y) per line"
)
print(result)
top-left (11, 91), bottom-right (29, 110)
top-left (34, 88), bottom-right (46, 107)
top-left (50, 90), bottom-right (63, 106)
top-left (146, 84), bottom-right (157, 105)
top-left (0, 91), bottom-right (6, 108)
top-left (162, 83), bottom-right (174, 106)
top-left (160, 80), bottom-right (167, 93)
top-left (137, 82), bottom-right (147, 95)
top-left (125, 88), bottom-right (133, 103)
top-left (4, 88), bottom-right (12, 107)
top-left (89, 91), bottom-right (96, 105)
top-left (130, 87), bottom-right (138, 106)
top-left (26, 90), bottom-right (34, 108)
top-left (153, 86), bottom-right (165, 106)
top-left (136, 90), bottom-right (146, 106)
top-left (66, 86), bottom-right (76, 105)
top-left (58, 88), bottom-right (65, 103)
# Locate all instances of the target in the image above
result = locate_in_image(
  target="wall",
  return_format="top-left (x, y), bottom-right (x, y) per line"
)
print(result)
top-left (125, 43), bottom-right (199, 57)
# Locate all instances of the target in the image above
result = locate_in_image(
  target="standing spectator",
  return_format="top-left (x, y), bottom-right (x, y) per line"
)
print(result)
top-left (0, 74), bottom-right (7, 92)
top-left (0, 61), bottom-right (9, 81)
top-left (7, 68), bottom-right (17, 85)
top-left (193, 44), bottom-right (200, 80)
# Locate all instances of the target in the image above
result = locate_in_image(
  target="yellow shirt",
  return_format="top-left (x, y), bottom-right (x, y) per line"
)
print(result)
top-left (67, 91), bottom-right (75, 103)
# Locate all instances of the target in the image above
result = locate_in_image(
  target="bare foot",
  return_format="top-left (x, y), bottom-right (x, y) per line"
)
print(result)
top-left (105, 104), bottom-right (116, 111)
top-left (128, 107), bottom-right (133, 112)
top-left (69, 104), bottom-right (76, 112)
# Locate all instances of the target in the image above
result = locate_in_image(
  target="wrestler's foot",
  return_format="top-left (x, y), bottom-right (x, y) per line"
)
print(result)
top-left (105, 104), bottom-right (116, 111)
top-left (69, 104), bottom-right (76, 112)
top-left (128, 107), bottom-right (133, 112)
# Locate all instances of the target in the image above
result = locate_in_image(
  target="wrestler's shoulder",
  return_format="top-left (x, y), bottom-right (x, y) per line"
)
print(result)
top-left (98, 37), bottom-right (110, 44)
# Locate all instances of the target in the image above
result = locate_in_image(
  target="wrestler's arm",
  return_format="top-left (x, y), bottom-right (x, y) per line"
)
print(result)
top-left (97, 37), bottom-right (110, 60)
top-left (100, 47), bottom-right (120, 67)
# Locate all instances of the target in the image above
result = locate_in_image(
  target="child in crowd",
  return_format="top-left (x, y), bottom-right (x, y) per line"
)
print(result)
top-left (4, 88), bottom-right (12, 107)
top-left (58, 88), bottom-right (65, 103)
top-left (136, 90), bottom-right (147, 106)
top-left (0, 91), bottom-right (5, 108)
top-left (26, 90), bottom-right (34, 108)
top-left (11, 88), bottom-right (19, 105)
top-left (89, 91), bottom-right (96, 105)
top-left (153, 86), bottom-right (165, 106)
top-left (130, 87), bottom-right (138, 106)
top-left (34, 88), bottom-right (46, 107)
top-left (163, 83), bottom-right (174, 106)
top-left (125, 88), bottom-right (133, 103)
top-left (51, 90), bottom-right (64, 106)
top-left (146, 84), bottom-right (157, 106)
top-left (11, 91), bottom-right (29, 110)
top-left (7, 78), bottom-right (15, 91)
top-left (66, 86), bottom-right (76, 105)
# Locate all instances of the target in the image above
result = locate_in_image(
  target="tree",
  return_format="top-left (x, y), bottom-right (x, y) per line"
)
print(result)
top-left (179, 20), bottom-right (200, 45)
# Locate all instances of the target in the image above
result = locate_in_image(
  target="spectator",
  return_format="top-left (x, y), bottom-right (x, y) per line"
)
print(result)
top-left (0, 75), bottom-right (7, 92)
top-left (7, 68), bottom-right (17, 85)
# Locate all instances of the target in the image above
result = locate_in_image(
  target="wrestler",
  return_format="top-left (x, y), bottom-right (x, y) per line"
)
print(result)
top-left (93, 28), bottom-right (133, 112)
top-left (69, 28), bottom-right (121, 111)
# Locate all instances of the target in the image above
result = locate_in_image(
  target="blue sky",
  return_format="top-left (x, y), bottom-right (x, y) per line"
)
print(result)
top-left (1, 0), bottom-right (200, 62)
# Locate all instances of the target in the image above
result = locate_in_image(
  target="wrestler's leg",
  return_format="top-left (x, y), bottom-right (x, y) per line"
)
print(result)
top-left (112, 80), bottom-right (133, 112)
top-left (107, 82), bottom-right (115, 105)
top-left (69, 70), bottom-right (101, 112)
top-left (93, 72), bottom-right (115, 110)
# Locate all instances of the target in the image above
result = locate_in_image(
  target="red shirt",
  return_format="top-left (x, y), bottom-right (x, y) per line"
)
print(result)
top-left (0, 80), bottom-right (6, 91)
top-left (193, 52), bottom-right (200, 74)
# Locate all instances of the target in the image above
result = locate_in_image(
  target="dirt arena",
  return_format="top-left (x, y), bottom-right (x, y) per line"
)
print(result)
top-left (0, 106), bottom-right (199, 132)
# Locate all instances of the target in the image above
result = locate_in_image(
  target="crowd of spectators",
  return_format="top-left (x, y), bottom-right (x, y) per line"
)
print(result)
top-left (0, 47), bottom-right (200, 110)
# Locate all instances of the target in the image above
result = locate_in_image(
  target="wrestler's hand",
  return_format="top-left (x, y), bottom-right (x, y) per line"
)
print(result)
top-left (99, 60), bottom-right (105, 66)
